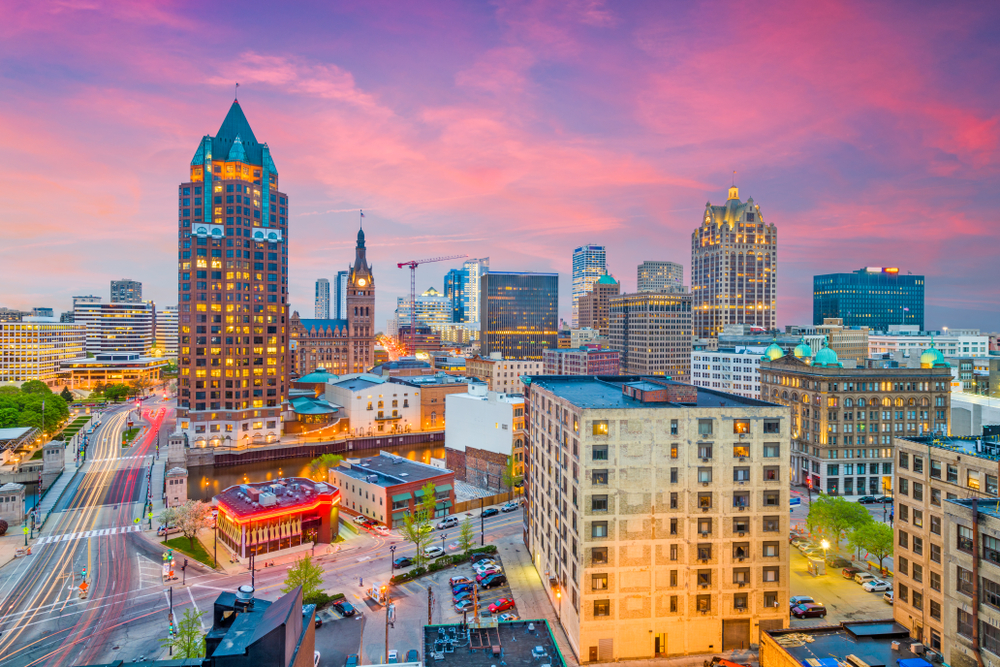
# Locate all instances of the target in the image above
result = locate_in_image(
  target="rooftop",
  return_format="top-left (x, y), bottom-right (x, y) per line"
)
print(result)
top-left (899, 432), bottom-right (1000, 462)
top-left (215, 477), bottom-right (338, 518)
top-left (295, 368), bottom-right (339, 384)
top-left (765, 621), bottom-right (923, 665)
top-left (527, 375), bottom-right (775, 409)
top-left (392, 373), bottom-right (475, 387)
top-left (337, 451), bottom-right (450, 487)
top-left (328, 373), bottom-right (387, 391)
top-left (423, 620), bottom-right (566, 667)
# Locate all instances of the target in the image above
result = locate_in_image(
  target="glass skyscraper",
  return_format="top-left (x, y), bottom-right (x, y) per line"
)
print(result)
top-left (480, 271), bottom-right (558, 360)
top-left (444, 267), bottom-right (467, 322)
top-left (571, 244), bottom-right (607, 327)
top-left (813, 268), bottom-right (924, 330)
top-left (314, 278), bottom-right (330, 319)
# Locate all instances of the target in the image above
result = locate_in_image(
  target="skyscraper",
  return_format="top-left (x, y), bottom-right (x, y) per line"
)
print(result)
top-left (480, 271), bottom-right (558, 360)
top-left (73, 301), bottom-right (155, 355)
top-left (691, 186), bottom-right (777, 338)
top-left (176, 100), bottom-right (290, 444)
top-left (609, 290), bottom-right (692, 381)
top-left (571, 244), bottom-right (607, 327)
top-left (444, 267), bottom-right (468, 322)
top-left (315, 278), bottom-right (330, 319)
top-left (813, 268), bottom-right (924, 330)
top-left (462, 258), bottom-right (489, 326)
top-left (637, 260), bottom-right (684, 293)
top-left (111, 279), bottom-right (143, 303)
top-left (334, 270), bottom-right (349, 320)
top-left (578, 274), bottom-right (620, 336)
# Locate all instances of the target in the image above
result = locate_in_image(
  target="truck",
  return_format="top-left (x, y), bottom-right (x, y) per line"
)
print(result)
top-left (368, 582), bottom-right (388, 605)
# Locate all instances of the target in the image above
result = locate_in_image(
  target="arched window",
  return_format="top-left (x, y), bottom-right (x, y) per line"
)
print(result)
top-left (430, 411), bottom-right (437, 426)
top-left (882, 397), bottom-right (891, 408)
top-left (895, 397), bottom-right (904, 407)
top-left (782, 391), bottom-right (788, 400)
top-left (921, 397), bottom-right (930, 407)
top-left (908, 398), bottom-right (916, 406)
top-left (845, 398), bottom-right (854, 407)
top-left (354, 306), bottom-right (358, 316)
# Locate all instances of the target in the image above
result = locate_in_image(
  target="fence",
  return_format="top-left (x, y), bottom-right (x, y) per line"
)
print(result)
top-left (452, 491), bottom-right (518, 515)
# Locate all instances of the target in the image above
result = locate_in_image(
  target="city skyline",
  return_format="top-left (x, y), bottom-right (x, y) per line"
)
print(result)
top-left (2, 2), bottom-right (999, 333)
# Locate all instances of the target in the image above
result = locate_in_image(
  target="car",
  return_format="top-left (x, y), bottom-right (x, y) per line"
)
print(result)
top-left (489, 598), bottom-right (515, 613)
top-left (454, 591), bottom-right (474, 603)
top-left (499, 612), bottom-right (519, 622)
top-left (406, 650), bottom-right (419, 663)
top-left (480, 573), bottom-right (507, 589)
top-left (789, 595), bottom-right (815, 609)
top-left (501, 502), bottom-right (519, 513)
top-left (825, 555), bottom-right (852, 568)
top-left (419, 524), bottom-right (433, 535)
top-left (387, 650), bottom-right (399, 664)
top-left (802, 549), bottom-right (824, 560)
top-left (481, 508), bottom-right (500, 518)
top-left (796, 541), bottom-right (817, 552)
top-left (353, 515), bottom-right (370, 525)
top-left (425, 546), bottom-right (445, 558)
top-left (863, 579), bottom-right (892, 592)
top-left (790, 536), bottom-right (810, 547)
top-left (157, 525), bottom-right (180, 536)
top-left (476, 569), bottom-right (503, 582)
top-left (857, 496), bottom-right (880, 504)
top-left (876, 495), bottom-right (893, 504)
top-left (855, 572), bottom-right (877, 585)
top-left (471, 553), bottom-right (496, 563)
top-left (437, 516), bottom-right (459, 529)
top-left (474, 562), bottom-right (501, 574)
top-left (314, 608), bottom-right (338, 628)
top-left (452, 583), bottom-right (473, 595)
top-left (884, 591), bottom-right (894, 605)
top-left (455, 599), bottom-right (475, 612)
top-left (842, 567), bottom-right (862, 579)
top-left (393, 557), bottom-right (413, 568)
top-left (791, 603), bottom-right (828, 618)
top-left (345, 656), bottom-right (358, 667)
top-left (333, 599), bottom-right (356, 617)
top-left (374, 525), bottom-right (392, 536)
top-left (315, 651), bottom-right (321, 667)
top-left (450, 576), bottom-right (473, 587)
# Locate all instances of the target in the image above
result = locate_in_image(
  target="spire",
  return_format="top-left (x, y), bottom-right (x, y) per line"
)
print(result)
top-left (217, 101), bottom-right (258, 146)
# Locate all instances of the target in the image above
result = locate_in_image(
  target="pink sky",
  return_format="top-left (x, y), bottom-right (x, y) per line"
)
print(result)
top-left (2, 0), bottom-right (998, 331)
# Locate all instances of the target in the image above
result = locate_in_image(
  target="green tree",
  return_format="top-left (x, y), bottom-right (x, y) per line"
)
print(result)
top-left (308, 453), bottom-right (344, 481)
top-left (418, 482), bottom-right (438, 521)
top-left (160, 607), bottom-right (206, 658)
top-left (853, 522), bottom-right (894, 572)
top-left (457, 516), bottom-right (475, 554)
top-left (60, 386), bottom-right (74, 403)
top-left (20, 380), bottom-right (51, 395)
top-left (806, 495), bottom-right (873, 549)
top-left (501, 456), bottom-right (523, 499)
top-left (399, 483), bottom-right (438, 567)
top-left (105, 384), bottom-right (129, 402)
top-left (282, 555), bottom-right (326, 601)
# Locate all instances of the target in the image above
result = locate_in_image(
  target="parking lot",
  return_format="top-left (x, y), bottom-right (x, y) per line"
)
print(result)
top-left (787, 547), bottom-right (894, 627)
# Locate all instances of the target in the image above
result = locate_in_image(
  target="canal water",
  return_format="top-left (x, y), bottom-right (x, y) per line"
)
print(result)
top-left (187, 440), bottom-right (446, 501)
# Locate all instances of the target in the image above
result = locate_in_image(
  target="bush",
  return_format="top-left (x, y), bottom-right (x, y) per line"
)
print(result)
top-left (304, 591), bottom-right (334, 608)
top-left (331, 592), bottom-right (345, 601)
top-left (470, 545), bottom-right (498, 555)
top-left (0, 518), bottom-right (7, 536)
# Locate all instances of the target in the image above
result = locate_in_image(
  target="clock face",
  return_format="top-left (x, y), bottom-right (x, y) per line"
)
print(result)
top-left (358, 278), bottom-right (367, 287)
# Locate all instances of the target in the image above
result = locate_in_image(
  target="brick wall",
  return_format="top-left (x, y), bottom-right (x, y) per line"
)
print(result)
top-left (445, 448), bottom-right (467, 481)
top-left (465, 446), bottom-right (510, 491)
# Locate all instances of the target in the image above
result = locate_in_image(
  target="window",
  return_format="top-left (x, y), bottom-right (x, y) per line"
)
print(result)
top-left (989, 475), bottom-right (999, 496)
top-left (930, 515), bottom-right (941, 535)
top-left (899, 451), bottom-right (909, 469)
top-left (763, 541), bottom-right (779, 557)
top-left (733, 444), bottom-right (750, 458)
top-left (670, 518), bottom-right (678, 535)
top-left (763, 443), bottom-right (780, 458)
top-left (986, 536), bottom-right (1000, 564)
top-left (591, 547), bottom-right (608, 564)
top-left (670, 570), bottom-right (677, 587)
top-left (763, 466), bottom-right (780, 481)
top-left (948, 464), bottom-right (959, 484)
top-left (913, 456), bottom-right (924, 474)
top-left (898, 583), bottom-right (908, 603)
top-left (733, 568), bottom-right (750, 585)
top-left (591, 522), bottom-right (608, 538)
top-left (898, 556), bottom-right (908, 575)
top-left (591, 495), bottom-right (608, 512)
top-left (698, 444), bottom-right (713, 459)
top-left (983, 622), bottom-right (1000, 655)
top-left (762, 567), bottom-right (779, 582)
top-left (698, 518), bottom-right (712, 535)
top-left (698, 493), bottom-right (712, 508)
top-left (669, 544), bottom-right (678, 560)
top-left (899, 479), bottom-right (908, 495)
top-left (930, 459), bottom-right (941, 479)
top-left (670, 467), bottom-right (678, 483)
top-left (669, 595), bottom-right (678, 612)
top-left (913, 536), bottom-right (923, 555)
top-left (763, 516), bottom-right (779, 532)
top-left (733, 419), bottom-right (750, 434)
top-left (958, 609), bottom-right (973, 638)
top-left (697, 569), bottom-right (712, 586)
top-left (697, 544), bottom-right (713, 560)
top-left (930, 571), bottom-right (941, 592)
top-left (763, 491), bottom-right (780, 507)
top-left (732, 542), bottom-right (749, 559)
top-left (733, 467), bottom-right (750, 482)
top-left (931, 543), bottom-right (941, 563)
top-left (592, 420), bottom-right (609, 436)
top-left (913, 509), bottom-right (923, 528)
top-left (912, 563), bottom-right (923, 583)
top-left (763, 420), bottom-right (780, 434)
top-left (958, 566), bottom-right (974, 595)
top-left (899, 530), bottom-right (908, 549)
top-left (764, 592), bottom-right (779, 608)
top-left (984, 578), bottom-right (1000, 609)
top-left (959, 525), bottom-right (974, 552)
top-left (931, 488), bottom-right (941, 506)
top-left (698, 419), bottom-right (713, 436)
top-left (969, 471), bottom-right (981, 490)
top-left (591, 574), bottom-right (608, 591)
top-left (670, 492), bottom-right (678, 509)
top-left (698, 468), bottom-right (713, 483)
top-left (592, 445), bottom-right (608, 461)
top-left (913, 482), bottom-right (923, 501)
top-left (670, 419), bottom-right (678, 435)
top-left (733, 517), bottom-right (749, 533)
top-left (696, 595), bottom-right (711, 612)
top-left (594, 600), bottom-right (610, 617)
top-left (733, 492), bottom-right (749, 508)
top-left (592, 470), bottom-right (608, 485)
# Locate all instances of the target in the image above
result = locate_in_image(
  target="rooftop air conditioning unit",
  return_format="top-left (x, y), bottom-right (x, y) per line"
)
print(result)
top-left (737, 531), bottom-right (745, 537)
top-left (910, 644), bottom-right (925, 656)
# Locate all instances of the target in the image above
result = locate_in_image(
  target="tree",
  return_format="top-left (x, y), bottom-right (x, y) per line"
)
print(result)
top-left (457, 516), bottom-right (475, 554)
top-left (501, 456), bottom-right (523, 499)
top-left (164, 501), bottom-right (212, 551)
top-left (806, 495), bottom-right (873, 549)
top-left (105, 384), bottom-right (130, 402)
top-left (853, 522), bottom-right (894, 572)
top-left (60, 387), bottom-right (74, 403)
top-left (160, 607), bottom-right (206, 658)
top-left (129, 377), bottom-right (153, 397)
top-left (20, 380), bottom-right (51, 395)
top-left (400, 512), bottom-right (434, 567)
top-left (308, 453), bottom-right (344, 481)
top-left (91, 381), bottom-right (107, 396)
top-left (418, 482), bottom-right (438, 522)
top-left (282, 555), bottom-right (325, 602)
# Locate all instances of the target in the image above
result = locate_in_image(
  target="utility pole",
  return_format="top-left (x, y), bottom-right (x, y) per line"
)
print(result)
top-left (168, 585), bottom-right (174, 656)
top-left (428, 585), bottom-right (433, 625)
top-left (480, 497), bottom-right (485, 545)
top-left (384, 586), bottom-right (391, 663)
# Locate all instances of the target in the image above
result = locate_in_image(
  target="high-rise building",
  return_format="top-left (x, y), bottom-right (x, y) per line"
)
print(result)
top-left (524, 375), bottom-right (791, 660)
top-left (72, 295), bottom-right (101, 308)
top-left (480, 271), bottom-right (558, 360)
top-left (176, 100), bottom-right (290, 444)
top-left (444, 267), bottom-right (468, 322)
top-left (759, 340), bottom-right (952, 494)
top-left (691, 186), bottom-right (777, 338)
top-left (334, 270), bottom-right (349, 320)
top-left (578, 274), bottom-right (620, 336)
top-left (813, 268), bottom-right (924, 330)
top-left (0, 321), bottom-right (86, 386)
top-left (111, 279), bottom-right (143, 303)
top-left (315, 278), bottom-right (330, 319)
top-left (73, 301), bottom-right (155, 355)
top-left (156, 305), bottom-right (179, 356)
top-left (462, 258), bottom-right (489, 326)
top-left (609, 291), bottom-right (693, 381)
top-left (394, 287), bottom-right (453, 332)
top-left (572, 244), bottom-right (607, 328)
top-left (30, 307), bottom-right (54, 318)
top-left (637, 260), bottom-right (684, 293)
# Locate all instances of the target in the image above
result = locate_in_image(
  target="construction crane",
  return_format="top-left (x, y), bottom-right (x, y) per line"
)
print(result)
top-left (397, 254), bottom-right (468, 355)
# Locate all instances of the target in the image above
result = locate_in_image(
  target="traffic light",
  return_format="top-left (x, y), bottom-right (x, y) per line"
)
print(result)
top-left (81, 566), bottom-right (87, 579)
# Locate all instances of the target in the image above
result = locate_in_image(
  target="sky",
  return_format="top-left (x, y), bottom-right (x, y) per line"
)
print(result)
top-left (2, 0), bottom-right (999, 332)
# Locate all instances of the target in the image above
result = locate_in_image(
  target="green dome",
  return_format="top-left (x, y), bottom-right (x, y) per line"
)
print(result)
top-left (760, 338), bottom-right (785, 362)
top-left (793, 336), bottom-right (813, 360)
top-left (920, 338), bottom-right (950, 369)
top-left (596, 274), bottom-right (618, 285)
top-left (812, 338), bottom-right (842, 367)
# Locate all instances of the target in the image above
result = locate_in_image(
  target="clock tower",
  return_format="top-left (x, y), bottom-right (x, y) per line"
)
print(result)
top-left (346, 224), bottom-right (375, 372)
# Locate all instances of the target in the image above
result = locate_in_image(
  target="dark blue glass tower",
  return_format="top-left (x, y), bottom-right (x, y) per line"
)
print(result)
top-left (813, 268), bottom-right (924, 330)
top-left (444, 267), bottom-right (467, 323)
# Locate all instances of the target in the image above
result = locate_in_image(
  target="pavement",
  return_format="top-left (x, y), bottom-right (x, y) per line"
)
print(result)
top-left (787, 549), bottom-right (894, 627)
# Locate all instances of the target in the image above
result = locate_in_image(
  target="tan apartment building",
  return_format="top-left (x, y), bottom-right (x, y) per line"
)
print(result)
top-left (816, 317), bottom-right (869, 365)
top-left (525, 375), bottom-right (790, 662)
top-left (578, 275), bottom-right (620, 337)
top-left (465, 352), bottom-right (542, 394)
top-left (608, 291), bottom-right (692, 382)
top-left (759, 341), bottom-right (952, 495)
top-left (894, 434), bottom-right (1000, 655)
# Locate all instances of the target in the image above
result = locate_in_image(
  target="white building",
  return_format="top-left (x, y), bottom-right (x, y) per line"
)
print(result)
top-left (445, 383), bottom-right (526, 486)
top-left (155, 305), bottom-right (178, 356)
top-left (690, 346), bottom-right (765, 399)
top-left (73, 301), bottom-right (154, 355)
top-left (324, 374), bottom-right (421, 436)
top-left (572, 244), bottom-right (607, 328)
top-left (869, 326), bottom-right (988, 358)
top-left (0, 322), bottom-right (86, 386)
top-left (395, 287), bottom-right (453, 332)
top-left (636, 260), bottom-right (683, 293)
top-left (315, 278), bottom-right (330, 319)
top-left (462, 258), bottom-right (489, 326)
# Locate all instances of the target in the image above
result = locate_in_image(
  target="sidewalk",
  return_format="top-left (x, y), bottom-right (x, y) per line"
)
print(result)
top-left (36, 443), bottom-right (81, 528)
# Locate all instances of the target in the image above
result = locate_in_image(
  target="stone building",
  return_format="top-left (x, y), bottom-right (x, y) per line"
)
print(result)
top-left (578, 275), bottom-right (620, 337)
top-left (465, 353), bottom-right (542, 395)
top-left (165, 467), bottom-right (189, 508)
top-left (525, 375), bottom-right (790, 662)
top-left (815, 318), bottom-right (869, 365)
top-left (609, 291), bottom-right (692, 382)
top-left (0, 482), bottom-right (25, 527)
top-left (759, 339), bottom-right (952, 494)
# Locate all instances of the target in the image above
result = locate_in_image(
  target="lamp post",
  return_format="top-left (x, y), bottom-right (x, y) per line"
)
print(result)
top-left (821, 539), bottom-right (830, 564)
top-left (441, 534), bottom-right (446, 554)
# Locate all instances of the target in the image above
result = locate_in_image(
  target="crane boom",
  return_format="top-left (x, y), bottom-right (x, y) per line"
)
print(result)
top-left (396, 254), bottom-right (468, 355)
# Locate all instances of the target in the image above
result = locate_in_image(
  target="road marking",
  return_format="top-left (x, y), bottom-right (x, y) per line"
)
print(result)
top-left (187, 588), bottom-right (206, 629)
top-left (36, 525), bottom-right (141, 546)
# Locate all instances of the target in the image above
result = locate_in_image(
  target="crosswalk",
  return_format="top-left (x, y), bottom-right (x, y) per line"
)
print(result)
top-left (87, 455), bottom-right (152, 463)
top-left (35, 525), bottom-right (142, 545)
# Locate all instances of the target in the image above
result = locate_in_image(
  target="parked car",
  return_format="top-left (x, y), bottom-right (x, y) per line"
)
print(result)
top-left (437, 516), bottom-right (459, 529)
top-left (480, 573), bottom-right (507, 589)
top-left (796, 541), bottom-right (817, 552)
top-left (842, 567), bottom-right (862, 579)
top-left (854, 572), bottom-right (876, 585)
top-left (474, 563), bottom-right (501, 574)
top-left (790, 536), bottom-right (809, 547)
top-left (884, 591), bottom-right (894, 605)
top-left (455, 599), bottom-right (475, 612)
top-left (406, 650), bottom-right (419, 663)
top-left (489, 598), bottom-right (515, 613)
top-left (791, 603), bottom-right (827, 618)
top-left (802, 549), bottom-right (824, 560)
top-left (393, 557), bottom-right (413, 568)
top-left (387, 650), bottom-right (399, 664)
top-left (315, 651), bottom-right (321, 667)
top-left (857, 496), bottom-right (880, 504)
top-left (333, 599), bottom-right (356, 617)
top-left (863, 579), bottom-right (892, 592)
top-left (501, 502), bottom-right (519, 513)
top-left (353, 515), bottom-right (370, 525)
top-left (450, 576), bottom-right (473, 587)
top-left (345, 656), bottom-right (358, 667)
top-left (452, 583), bottom-right (473, 595)
top-left (476, 568), bottom-right (502, 581)
top-left (499, 612), bottom-right (519, 622)
top-left (825, 555), bottom-right (852, 568)
top-left (876, 495), bottom-right (893, 503)
top-left (425, 546), bottom-right (445, 558)
top-left (156, 525), bottom-right (180, 537)
top-left (315, 608), bottom-right (338, 628)
top-left (471, 553), bottom-right (496, 563)
top-left (481, 508), bottom-right (500, 518)
top-left (454, 591), bottom-right (474, 603)
top-left (789, 595), bottom-right (815, 609)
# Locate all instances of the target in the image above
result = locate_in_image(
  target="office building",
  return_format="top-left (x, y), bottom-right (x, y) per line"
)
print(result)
top-left (334, 270), bottom-right (349, 320)
top-left (60, 352), bottom-right (169, 391)
top-left (543, 346), bottom-right (621, 376)
top-left (893, 432), bottom-right (1000, 655)
top-left (691, 186), bottom-right (777, 338)
top-left (759, 340), bottom-right (952, 494)
top-left (813, 268), bottom-right (924, 330)
top-left (395, 287), bottom-right (453, 332)
top-left (813, 318), bottom-right (869, 365)
top-left (0, 322), bottom-right (86, 386)
top-left (466, 353), bottom-right (542, 394)
top-left (314, 278), bottom-right (330, 319)
top-left (73, 301), bottom-right (154, 355)
top-left (110, 279), bottom-right (142, 303)
top-left (480, 271), bottom-right (558, 360)
top-left (578, 275), bottom-right (620, 337)
top-left (444, 267), bottom-right (467, 323)
top-left (31, 307), bottom-right (53, 318)
top-left (175, 100), bottom-right (290, 444)
top-left (525, 375), bottom-right (791, 660)
top-left (637, 261), bottom-right (684, 293)
top-left (572, 244), bottom-right (607, 328)
top-left (155, 305), bottom-right (179, 355)
top-left (463, 257), bottom-right (489, 326)
top-left (609, 291), bottom-right (693, 381)
top-left (445, 383), bottom-right (526, 489)
top-left (0, 308), bottom-right (25, 322)
top-left (869, 326), bottom-right (988, 358)
top-left (72, 295), bottom-right (101, 309)
top-left (691, 347), bottom-right (764, 399)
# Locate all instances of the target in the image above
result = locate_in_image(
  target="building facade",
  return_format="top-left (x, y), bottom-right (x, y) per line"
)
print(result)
top-left (578, 275), bottom-right (620, 337)
top-left (0, 322), bottom-right (86, 385)
top-left (444, 267), bottom-right (467, 323)
top-left (526, 375), bottom-right (790, 661)
top-left (691, 347), bottom-right (764, 399)
top-left (60, 352), bottom-right (168, 390)
top-left (315, 278), bottom-right (330, 319)
top-left (445, 383), bottom-right (526, 489)
top-left (325, 374), bottom-right (421, 436)
top-left (110, 279), bottom-right (143, 303)
top-left (73, 301), bottom-right (154, 356)
top-left (814, 318), bottom-right (869, 365)
top-left (390, 373), bottom-right (473, 431)
top-left (175, 100), bottom-right (291, 444)
top-left (462, 258), bottom-right (489, 326)
top-left (334, 270), bottom-right (349, 320)
top-left (759, 341), bottom-right (952, 494)
top-left (466, 353), bottom-right (543, 394)
top-left (609, 291), bottom-right (692, 382)
top-left (691, 186), bottom-right (777, 339)
top-left (637, 261), bottom-right (684, 293)
top-left (480, 271), bottom-right (558, 360)
top-left (156, 305), bottom-right (179, 356)
top-left (543, 346), bottom-right (621, 376)
top-left (572, 244), bottom-right (607, 328)
top-left (813, 268), bottom-right (924, 330)
top-left (869, 327), bottom-right (989, 359)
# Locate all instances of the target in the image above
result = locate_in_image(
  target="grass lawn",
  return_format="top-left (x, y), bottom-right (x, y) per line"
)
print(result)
top-left (163, 536), bottom-right (217, 568)
top-left (121, 427), bottom-right (140, 446)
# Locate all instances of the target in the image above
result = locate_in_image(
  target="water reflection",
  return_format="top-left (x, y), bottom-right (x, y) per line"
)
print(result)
top-left (188, 441), bottom-right (446, 501)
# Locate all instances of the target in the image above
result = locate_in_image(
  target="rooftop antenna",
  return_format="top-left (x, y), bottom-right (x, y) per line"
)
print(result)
top-left (235, 82), bottom-right (240, 101)
top-left (732, 170), bottom-right (736, 186)
top-left (360, 209), bottom-right (365, 229)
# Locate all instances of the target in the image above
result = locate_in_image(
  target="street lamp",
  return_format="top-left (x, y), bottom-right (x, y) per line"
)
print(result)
top-left (441, 533), bottom-right (446, 553)
top-left (821, 539), bottom-right (830, 562)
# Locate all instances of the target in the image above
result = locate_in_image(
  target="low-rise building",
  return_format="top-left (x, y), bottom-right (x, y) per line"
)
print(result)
top-left (422, 619), bottom-right (567, 667)
top-left (760, 621), bottom-right (922, 667)
top-left (325, 374), bottom-right (422, 436)
top-left (691, 346), bottom-right (764, 399)
top-left (0, 482), bottom-right (25, 527)
top-left (870, 326), bottom-right (989, 358)
top-left (391, 373), bottom-right (476, 431)
top-left (0, 321), bottom-right (86, 386)
top-left (445, 383), bottom-right (526, 490)
top-left (59, 352), bottom-right (169, 391)
top-left (465, 352), bottom-right (542, 394)
top-left (328, 451), bottom-right (455, 527)
top-left (543, 346), bottom-right (620, 376)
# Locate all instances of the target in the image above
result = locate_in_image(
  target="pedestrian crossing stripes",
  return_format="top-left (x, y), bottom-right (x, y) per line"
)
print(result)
top-left (87, 456), bottom-right (152, 463)
top-left (35, 525), bottom-right (142, 545)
